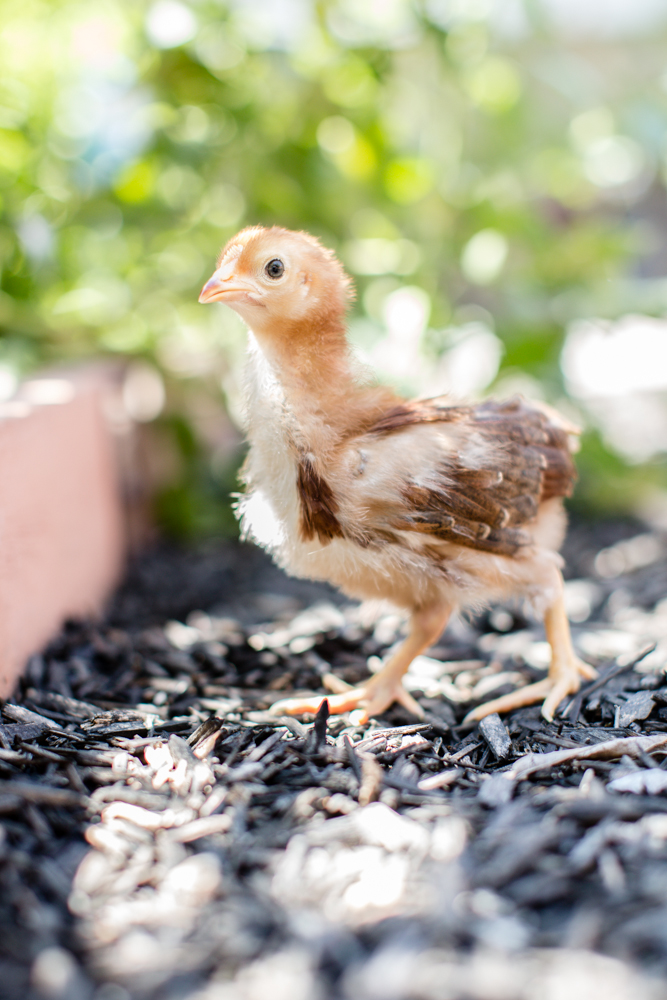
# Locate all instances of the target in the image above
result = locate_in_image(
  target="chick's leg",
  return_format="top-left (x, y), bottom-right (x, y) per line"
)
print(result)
top-left (540, 591), bottom-right (598, 719)
top-left (269, 603), bottom-right (451, 724)
top-left (464, 576), bottom-right (596, 724)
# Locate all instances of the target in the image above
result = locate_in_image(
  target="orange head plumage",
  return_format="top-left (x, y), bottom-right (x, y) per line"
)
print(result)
top-left (199, 226), bottom-right (353, 342)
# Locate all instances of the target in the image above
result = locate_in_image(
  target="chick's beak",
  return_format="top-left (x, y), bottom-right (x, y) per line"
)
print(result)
top-left (198, 264), bottom-right (256, 304)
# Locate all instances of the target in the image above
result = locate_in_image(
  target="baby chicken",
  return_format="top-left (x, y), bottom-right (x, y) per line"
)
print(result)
top-left (199, 226), bottom-right (595, 725)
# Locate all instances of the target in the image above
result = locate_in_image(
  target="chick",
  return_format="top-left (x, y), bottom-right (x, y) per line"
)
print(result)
top-left (199, 226), bottom-right (595, 725)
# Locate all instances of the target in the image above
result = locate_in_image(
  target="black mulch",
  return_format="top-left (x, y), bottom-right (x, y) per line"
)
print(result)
top-left (2, 521), bottom-right (667, 1000)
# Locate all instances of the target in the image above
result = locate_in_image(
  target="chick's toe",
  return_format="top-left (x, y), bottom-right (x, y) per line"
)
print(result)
top-left (269, 674), bottom-right (424, 725)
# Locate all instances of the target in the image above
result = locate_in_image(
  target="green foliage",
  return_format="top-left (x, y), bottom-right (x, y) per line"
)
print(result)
top-left (153, 413), bottom-right (242, 539)
top-left (0, 0), bottom-right (665, 535)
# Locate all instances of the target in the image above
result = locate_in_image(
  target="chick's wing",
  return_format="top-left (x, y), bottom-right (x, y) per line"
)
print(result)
top-left (344, 396), bottom-right (577, 557)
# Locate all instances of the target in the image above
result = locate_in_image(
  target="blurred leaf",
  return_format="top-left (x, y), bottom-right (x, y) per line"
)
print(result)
top-left (464, 57), bottom-right (521, 114)
top-left (573, 430), bottom-right (667, 516)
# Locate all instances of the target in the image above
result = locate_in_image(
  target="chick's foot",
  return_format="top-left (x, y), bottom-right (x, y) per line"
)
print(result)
top-left (270, 604), bottom-right (450, 724)
top-left (269, 672), bottom-right (424, 725)
top-left (464, 587), bottom-right (597, 725)
top-left (463, 654), bottom-right (596, 725)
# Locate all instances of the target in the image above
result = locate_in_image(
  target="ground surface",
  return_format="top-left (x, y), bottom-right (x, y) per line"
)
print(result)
top-left (2, 520), bottom-right (667, 1000)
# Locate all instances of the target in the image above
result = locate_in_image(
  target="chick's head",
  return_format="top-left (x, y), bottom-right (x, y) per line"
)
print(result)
top-left (199, 226), bottom-right (352, 337)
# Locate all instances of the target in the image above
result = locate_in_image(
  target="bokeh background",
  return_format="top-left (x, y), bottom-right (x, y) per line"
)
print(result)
top-left (2, 0), bottom-right (667, 538)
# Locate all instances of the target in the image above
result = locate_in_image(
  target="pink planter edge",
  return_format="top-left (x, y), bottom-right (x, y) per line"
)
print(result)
top-left (0, 363), bottom-right (131, 698)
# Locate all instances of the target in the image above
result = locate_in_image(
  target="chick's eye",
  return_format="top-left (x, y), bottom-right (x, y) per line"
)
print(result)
top-left (265, 258), bottom-right (284, 279)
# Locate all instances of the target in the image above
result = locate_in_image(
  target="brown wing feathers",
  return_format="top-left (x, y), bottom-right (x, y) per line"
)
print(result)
top-left (295, 396), bottom-right (576, 555)
top-left (368, 400), bottom-right (468, 433)
top-left (370, 397), bottom-right (576, 557)
top-left (297, 456), bottom-right (344, 543)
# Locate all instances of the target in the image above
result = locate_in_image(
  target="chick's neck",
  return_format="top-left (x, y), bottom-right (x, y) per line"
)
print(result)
top-left (246, 313), bottom-right (393, 458)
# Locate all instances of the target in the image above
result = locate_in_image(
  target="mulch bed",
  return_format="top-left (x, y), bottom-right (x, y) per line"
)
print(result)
top-left (2, 520), bottom-right (667, 1000)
